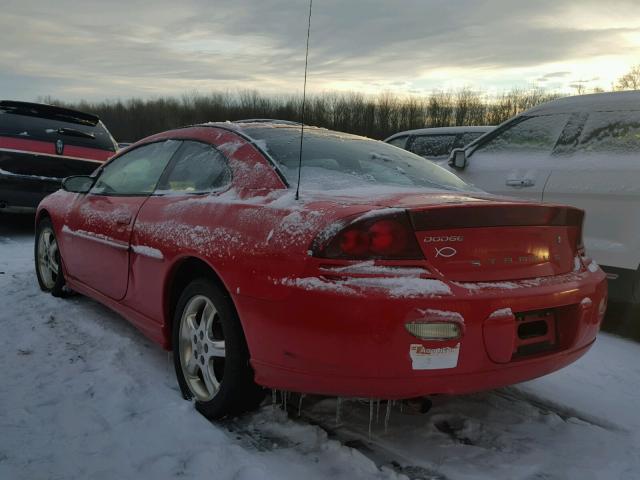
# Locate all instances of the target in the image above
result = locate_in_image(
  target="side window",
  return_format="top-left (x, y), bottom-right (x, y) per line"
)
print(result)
top-left (92, 140), bottom-right (180, 195)
top-left (575, 111), bottom-right (640, 154)
top-left (387, 136), bottom-right (408, 149)
top-left (456, 132), bottom-right (486, 148)
top-left (410, 135), bottom-right (456, 158)
top-left (158, 141), bottom-right (231, 193)
top-left (474, 115), bottom-right (569, 154)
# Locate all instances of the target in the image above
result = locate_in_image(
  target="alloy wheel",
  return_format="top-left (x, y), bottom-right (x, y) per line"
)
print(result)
top-left (37, 227), bottom-right (60, 290)
top-left (178, 295), bottom-right (226, 402)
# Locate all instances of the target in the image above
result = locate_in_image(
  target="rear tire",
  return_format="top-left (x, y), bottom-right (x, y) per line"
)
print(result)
top-left (34, 218), bottom-right (66, 297)
top-left (172, 278), bottom-right (264, 419)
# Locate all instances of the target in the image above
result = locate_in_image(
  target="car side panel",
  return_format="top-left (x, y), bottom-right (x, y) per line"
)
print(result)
top-left (543, 160), bottom-right (640, 271)
top-left (61, 194), bottom-right (147, 300)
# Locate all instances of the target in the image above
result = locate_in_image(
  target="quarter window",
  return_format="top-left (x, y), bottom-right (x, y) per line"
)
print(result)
top-left (92, 140), bottom-right (181, 195)
top-left (475, 115), bottom-right (569, 154)
top-left (576, 111), bottom-right (640, 154)
top-left (158, 141), bottom-right (231, 193)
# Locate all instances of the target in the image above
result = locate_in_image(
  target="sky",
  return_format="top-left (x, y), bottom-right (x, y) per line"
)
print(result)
top-left (1, 0), bottom-right (639, 102)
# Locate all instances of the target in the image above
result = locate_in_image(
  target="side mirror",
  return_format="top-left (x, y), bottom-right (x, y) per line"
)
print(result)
top-left (62, 175), bottom-right (94, 194)
top-left (448, 148), bottom-right (468, 169)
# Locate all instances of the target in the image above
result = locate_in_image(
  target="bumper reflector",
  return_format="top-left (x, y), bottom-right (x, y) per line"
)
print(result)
top-left (405, 322), bottom-right (461, 341)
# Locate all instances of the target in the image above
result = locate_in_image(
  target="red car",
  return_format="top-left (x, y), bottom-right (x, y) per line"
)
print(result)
top-left (35, 122), bottom-right (607, 419)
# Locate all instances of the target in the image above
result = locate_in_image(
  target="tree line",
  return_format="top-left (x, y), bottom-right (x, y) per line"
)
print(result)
top-left (46, 88), bottom-right (561, 143)
top-left (46, 63), bottom-right (640, 143)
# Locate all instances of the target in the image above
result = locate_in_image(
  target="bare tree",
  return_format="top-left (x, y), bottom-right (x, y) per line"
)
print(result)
top-left (615, 64), bottom-right (640, 91)
top-left (48, 88), bottom-right (568, 142)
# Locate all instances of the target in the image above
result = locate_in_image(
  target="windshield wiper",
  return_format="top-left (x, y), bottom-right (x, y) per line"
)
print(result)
top-left (56, 127), bottom-right (95, 140)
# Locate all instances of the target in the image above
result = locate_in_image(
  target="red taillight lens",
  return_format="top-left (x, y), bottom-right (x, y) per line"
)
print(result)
top-left (369, 219), bottom-right (409, 255)
top-left (339, 228), bottom-right (369, 256)
top-left (314, 211), bottom-right (424, 260)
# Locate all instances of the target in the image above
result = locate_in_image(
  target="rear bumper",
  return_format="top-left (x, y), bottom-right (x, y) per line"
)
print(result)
top-left (0, 172), bottom-right (61, 212)
top-left (240, 267), bottom-right (607, 399)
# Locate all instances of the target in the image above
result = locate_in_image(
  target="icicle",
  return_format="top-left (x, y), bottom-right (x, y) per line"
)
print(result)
top-left (335, 397), bottom-right (342, 425)
top-left (282, 391), bottom-right (288, 413)
top-left (384, 400), bottom-right (392, 433)
top-left (400, 401), bottom-right (404, 414)
top-left (376, 399), bottom-right (381, 423)
top-left (298, 394), bottom-right (305, 417)
top-left (272, 389), bottom-right (277, 409)
top-left (368, 399), bottom-right (374, 439)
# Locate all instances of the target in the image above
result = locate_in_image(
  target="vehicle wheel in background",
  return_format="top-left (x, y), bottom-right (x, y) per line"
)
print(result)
top-left (172, 278), bottom-right (264, 419)
top-left (34, 218), bottom-right (66, 297)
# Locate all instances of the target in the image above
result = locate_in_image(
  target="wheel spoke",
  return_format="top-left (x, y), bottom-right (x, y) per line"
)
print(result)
top-left (202, 302), bottom-right (216, 330)
top-left (185, 312), bottom-right (198, 332)
top-left (201, 362), bottom-right (218, 396)
top-left (49, 259), bottom-right (59, 274)
top-left (185, 355), bottom-right (199, 376)
top-left (208, 340), bottom-right (226, 358)
top-left (49, 241), bottom-right (58, 260)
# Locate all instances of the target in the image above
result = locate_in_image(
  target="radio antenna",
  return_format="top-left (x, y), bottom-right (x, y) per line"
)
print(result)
top-left (295, 0), bottom-right (313, 201)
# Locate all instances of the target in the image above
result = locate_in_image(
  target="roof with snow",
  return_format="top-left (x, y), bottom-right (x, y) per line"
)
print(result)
top-left (526, 90), bottom-right (640, 115)
top-left (385, 126), bottom-right (494, 141)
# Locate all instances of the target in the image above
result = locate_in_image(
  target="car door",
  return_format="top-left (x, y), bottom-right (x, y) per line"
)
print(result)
top-left (62, 140), bottom-right (181, 300)
top-left (544, 110), bottom-right (640, 273)
top-left (126, 140), bottom-right (233, 322)
top-left (451, 114), bottom-right (571, 201)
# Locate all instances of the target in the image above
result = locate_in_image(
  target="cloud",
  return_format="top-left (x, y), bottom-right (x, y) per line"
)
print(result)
top-left (0, 0), bottom-right (639, 100)
top-left (537, 71), bottom-right (572, 82)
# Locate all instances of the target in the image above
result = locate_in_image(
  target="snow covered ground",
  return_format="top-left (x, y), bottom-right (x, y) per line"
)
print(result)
top-left (1, 215), bottom-right (639, 480)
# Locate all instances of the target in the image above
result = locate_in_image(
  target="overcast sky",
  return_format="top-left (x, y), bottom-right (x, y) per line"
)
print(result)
top-left (1, 0), bottom-right (639, 101)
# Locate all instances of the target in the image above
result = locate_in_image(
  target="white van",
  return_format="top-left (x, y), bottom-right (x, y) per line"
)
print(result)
top-left (446, 91), bottom-right (640, 305)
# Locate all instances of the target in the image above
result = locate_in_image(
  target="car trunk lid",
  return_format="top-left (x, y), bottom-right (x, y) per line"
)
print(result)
top-left (409, 203), bottom-right (583, 282)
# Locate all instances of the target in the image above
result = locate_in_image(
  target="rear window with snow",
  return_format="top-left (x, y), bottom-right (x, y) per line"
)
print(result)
top-left (243, 126), bottom-right (470, 191)
top-left (474, 114), bottom-right (569, 155)
top-left (575, 111), bottom-right (640, 154)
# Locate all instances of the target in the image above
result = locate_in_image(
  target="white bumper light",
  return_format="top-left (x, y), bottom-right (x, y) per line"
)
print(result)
top-left (405, 322), bottom-right (461, 341)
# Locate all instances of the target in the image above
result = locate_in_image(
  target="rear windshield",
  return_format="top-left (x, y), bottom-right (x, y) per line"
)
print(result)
top-left (0, 110), bottom-right (116, 152)
top-left (243, 126), bottom-right (470, 192)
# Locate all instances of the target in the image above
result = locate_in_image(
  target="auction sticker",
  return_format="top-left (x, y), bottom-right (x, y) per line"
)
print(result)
top-left (409, 343), bottom-right (460, 370)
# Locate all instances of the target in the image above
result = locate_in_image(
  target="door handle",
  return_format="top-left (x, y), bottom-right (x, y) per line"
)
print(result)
top-left (506, 178), bottom-right (535, 187)
top-left (115, 214), bottom-right (132, 225)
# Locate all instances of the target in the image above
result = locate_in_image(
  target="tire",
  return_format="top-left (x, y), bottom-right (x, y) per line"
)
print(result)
top-left (34, 218), bottom-right (66, 297)
top-left (172, 278), bottom-right (264, 419)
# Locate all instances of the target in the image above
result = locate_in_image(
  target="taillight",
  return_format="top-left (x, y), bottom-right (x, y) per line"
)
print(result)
top-left (313, 211), bottom-right (424, 260)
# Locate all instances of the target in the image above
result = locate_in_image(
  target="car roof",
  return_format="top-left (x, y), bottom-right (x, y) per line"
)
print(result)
top-left (199, 121), bottom-right (323, 136)
top-left (385, 126), bottom-right (494, 141)
top-left (232, 118), bottom-right (300, 125)
top-left (525, 90), bottom-right (640, 115)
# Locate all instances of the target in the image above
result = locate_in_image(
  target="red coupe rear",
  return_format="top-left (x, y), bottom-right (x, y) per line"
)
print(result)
top-left (34, 122), bottom-right (607, 419)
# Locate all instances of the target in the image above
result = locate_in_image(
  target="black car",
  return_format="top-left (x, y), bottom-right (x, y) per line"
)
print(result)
top-left (0, 101), bottom-right (117, 213)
